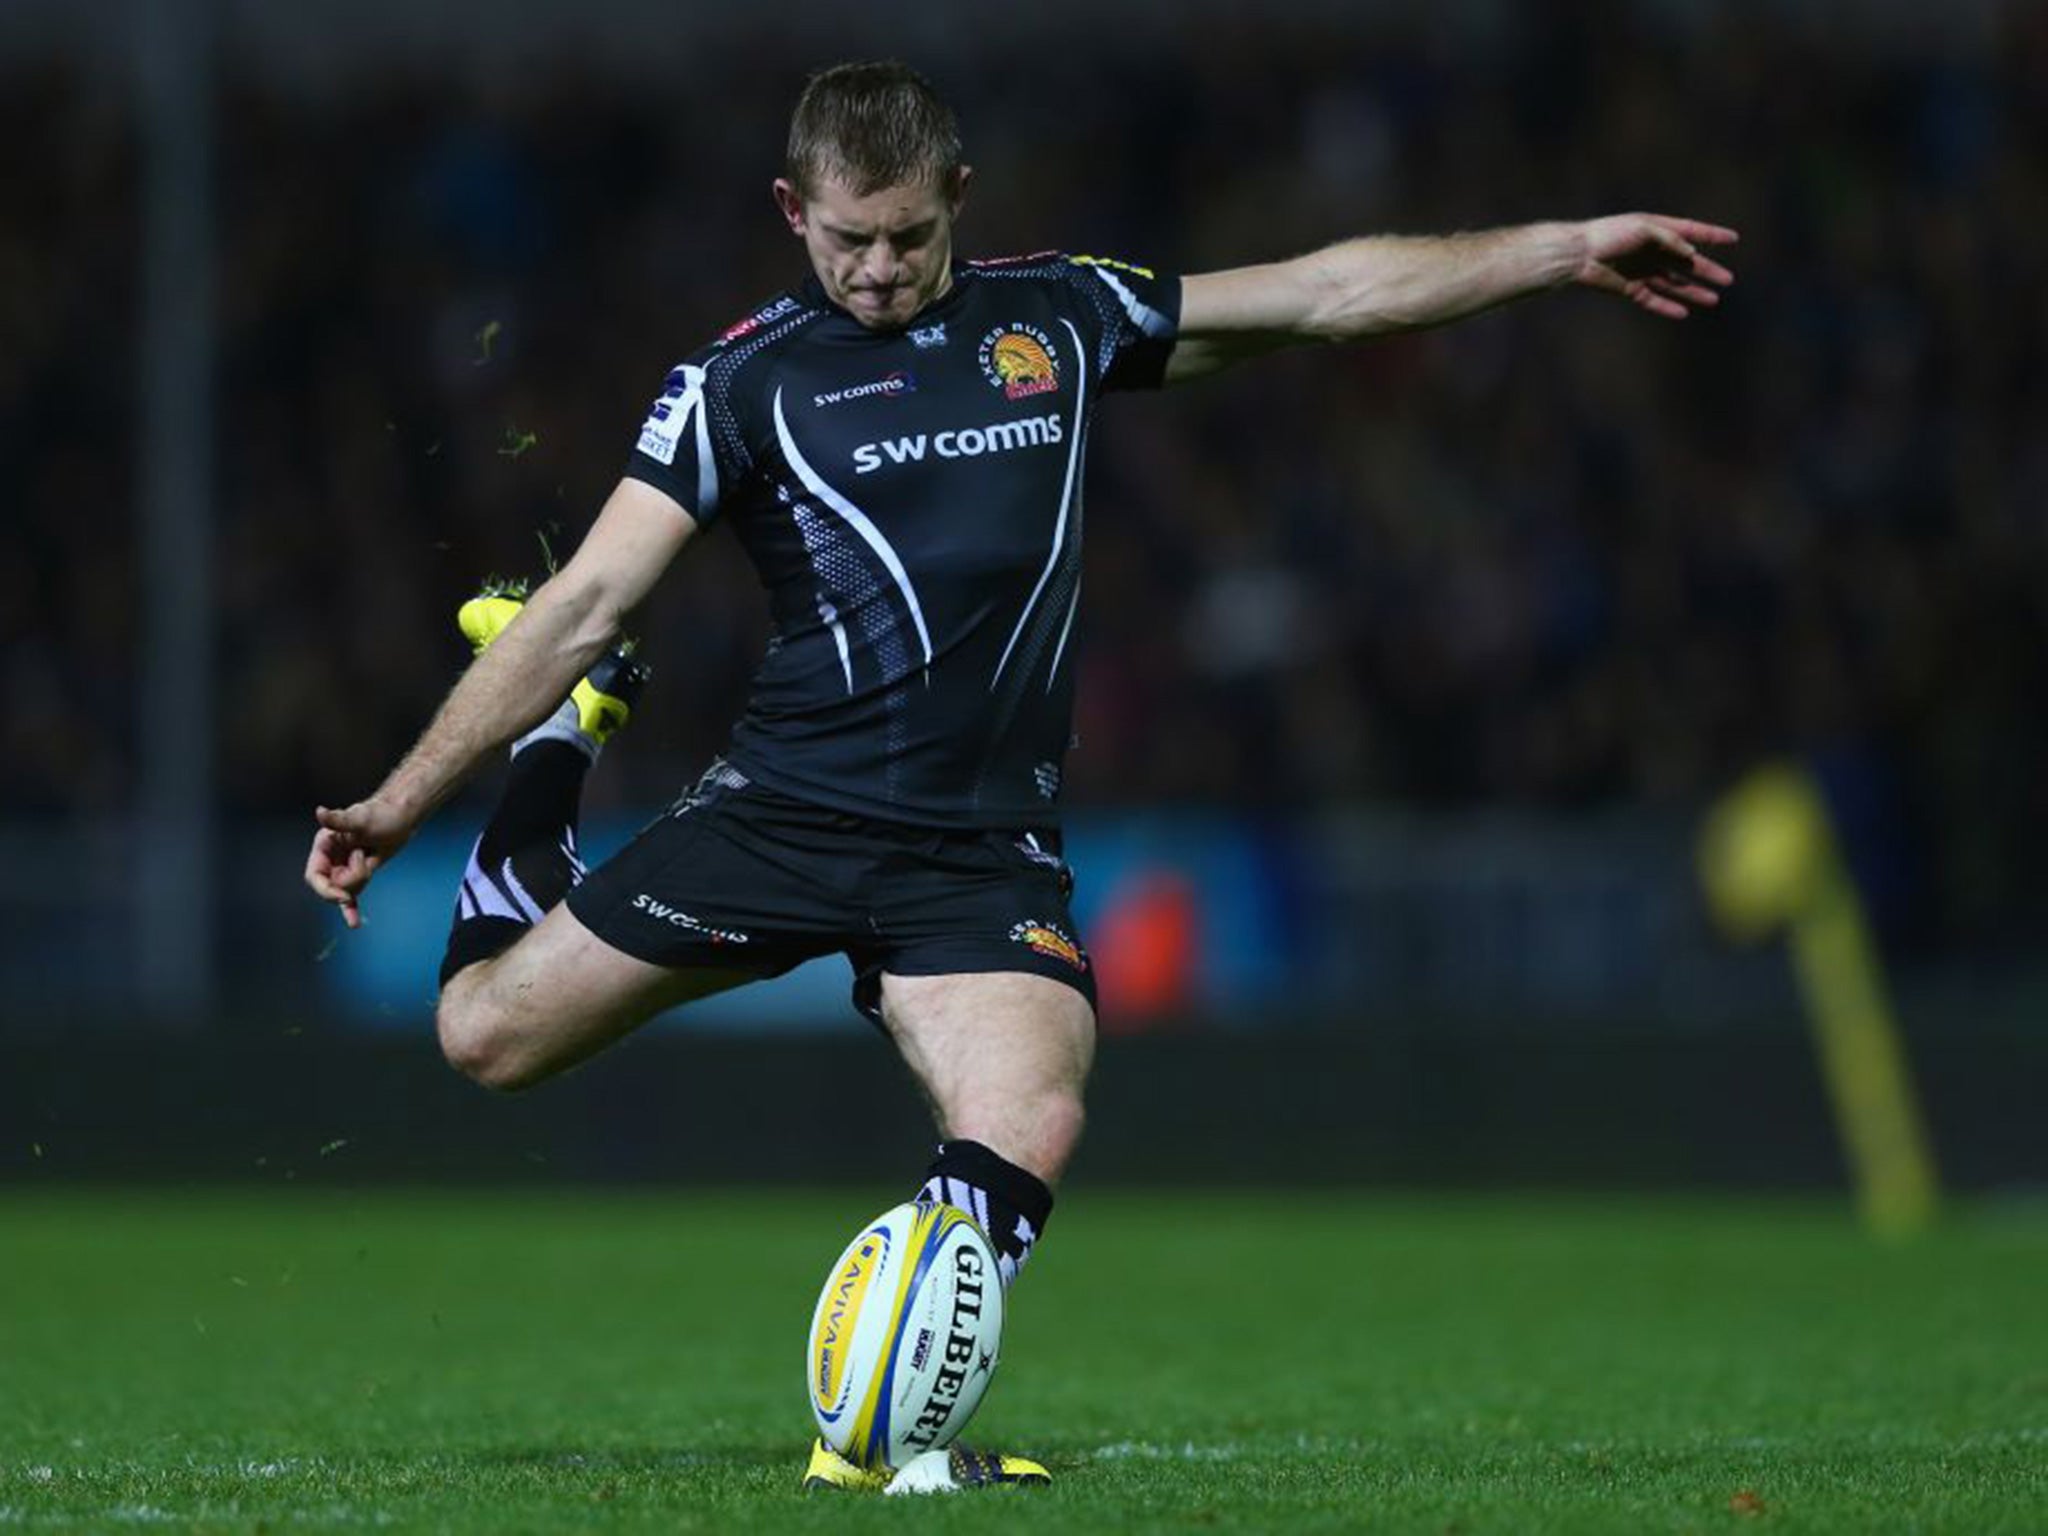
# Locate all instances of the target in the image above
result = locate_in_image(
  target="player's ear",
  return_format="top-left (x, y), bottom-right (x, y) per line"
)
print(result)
top-left (772, 178), bottom-right (807, 235)
top-left (947, 164), bottom-right (973, 219)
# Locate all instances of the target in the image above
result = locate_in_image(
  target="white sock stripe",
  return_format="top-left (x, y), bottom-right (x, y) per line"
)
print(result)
top-left (918, 1173), bottom-right (1035, 1285)
top-left (495, 858), bottom-right (547, 925)
top-left (936, 1178), bottom-right (997, 1250)
top-left (465, 870), bottom-right (526, 924)
top-left (466, 859), bottom-right (533, 925)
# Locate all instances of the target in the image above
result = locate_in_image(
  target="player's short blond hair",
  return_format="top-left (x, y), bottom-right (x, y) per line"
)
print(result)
top-left (786, 61), bottom-right (962, 199)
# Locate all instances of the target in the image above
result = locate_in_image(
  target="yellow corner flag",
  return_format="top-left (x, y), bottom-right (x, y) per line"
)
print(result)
top-left (1699, 764), bottom-right (1940, 1239)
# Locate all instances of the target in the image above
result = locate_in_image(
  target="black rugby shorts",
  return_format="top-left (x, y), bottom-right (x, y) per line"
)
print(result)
top-left (564, 761), bottom-right (1096, 1024)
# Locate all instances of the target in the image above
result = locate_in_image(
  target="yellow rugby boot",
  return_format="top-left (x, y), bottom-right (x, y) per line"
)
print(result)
top-left (456, 575), bottom-right (532, 654)
top-left (457, 578), bottom-right (649, 748)
top-left (800, 1439), bottom-right (888, 1493)
top-left (801, 1437), bottom-right (1051, 1494)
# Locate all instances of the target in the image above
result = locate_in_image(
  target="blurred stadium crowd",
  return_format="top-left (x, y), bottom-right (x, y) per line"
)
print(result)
top-left (7, 7), bottom-right (2044, 949)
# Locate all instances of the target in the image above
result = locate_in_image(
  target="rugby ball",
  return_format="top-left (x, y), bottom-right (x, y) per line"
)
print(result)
top-left (807, 1200), bottom-right (1005, 1470)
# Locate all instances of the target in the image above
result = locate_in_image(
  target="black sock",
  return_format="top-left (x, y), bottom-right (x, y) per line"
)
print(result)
top-left (918, 1139), bottom-right (1054, 1290)
top-left (439, 739), bottom-right (591, 986)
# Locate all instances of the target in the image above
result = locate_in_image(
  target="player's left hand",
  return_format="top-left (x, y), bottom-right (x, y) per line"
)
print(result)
top-left (304, 797), bottom-right (414, 930)
top-left (1575, 214), bottom-right (1739, 319)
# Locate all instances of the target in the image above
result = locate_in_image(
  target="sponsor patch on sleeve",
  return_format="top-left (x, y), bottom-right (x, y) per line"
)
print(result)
top-left (636, 366), bottom-right (697, 466)
top-left (718, 294), bottom-right (802, 344)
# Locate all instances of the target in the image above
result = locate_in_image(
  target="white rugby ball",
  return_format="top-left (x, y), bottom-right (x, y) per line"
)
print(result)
top-left (807, 1200), bottom-right (1005, 1470)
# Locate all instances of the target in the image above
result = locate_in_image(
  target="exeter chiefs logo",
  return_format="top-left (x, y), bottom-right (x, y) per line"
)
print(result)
top-left (979, 324), bottom-right (1059, 400)
top-left (1010, 920), bottom-right (1088, 972)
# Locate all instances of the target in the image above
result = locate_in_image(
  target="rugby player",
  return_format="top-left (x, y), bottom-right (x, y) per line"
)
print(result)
top-left (304, 60), bottom-right (1736, 1492)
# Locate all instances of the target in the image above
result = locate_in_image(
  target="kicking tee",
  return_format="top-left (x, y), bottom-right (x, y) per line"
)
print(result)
top-left (624, 254), bottom-right (1180, 828)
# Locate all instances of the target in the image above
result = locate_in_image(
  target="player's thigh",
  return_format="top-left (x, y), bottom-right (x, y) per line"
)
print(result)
top-left (441, 901), bottom-right (753, 1085)
top-left (876, 970), bottom-right (1096, 1184)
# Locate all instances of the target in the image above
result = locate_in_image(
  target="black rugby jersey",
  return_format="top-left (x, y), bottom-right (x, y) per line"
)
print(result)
top-left (623, 253), bottom-right (1180, 828)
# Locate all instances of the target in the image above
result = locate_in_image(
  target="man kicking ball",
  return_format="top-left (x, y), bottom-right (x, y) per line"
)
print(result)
top-left (304, 59), bottom-right (1736, 1491)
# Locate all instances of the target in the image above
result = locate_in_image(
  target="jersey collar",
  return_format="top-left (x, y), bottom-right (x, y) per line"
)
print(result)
top-left (801, 260), bottom-right (974, 332)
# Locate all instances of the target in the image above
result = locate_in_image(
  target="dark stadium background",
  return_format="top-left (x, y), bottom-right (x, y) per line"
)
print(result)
top-left (3, 0), bottom-right (2043, 1193)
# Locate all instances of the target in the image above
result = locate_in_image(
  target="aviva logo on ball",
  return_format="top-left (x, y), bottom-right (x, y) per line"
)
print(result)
top-left (805, 1199), bottom-right (1007, 1470)
top-left (811, 1227), bottom-right (888, 1422)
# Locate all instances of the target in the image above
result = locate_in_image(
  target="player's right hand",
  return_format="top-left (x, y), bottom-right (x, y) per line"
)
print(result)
top-left (304, 799), bottom-right (414, 930)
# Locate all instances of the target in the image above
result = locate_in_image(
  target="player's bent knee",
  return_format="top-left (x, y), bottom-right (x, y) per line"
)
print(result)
top-left (436, 979), bottom-right (542, 1094)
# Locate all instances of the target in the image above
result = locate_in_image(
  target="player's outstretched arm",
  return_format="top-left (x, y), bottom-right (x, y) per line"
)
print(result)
top-left (303, 478), bottom-right (698, 928)
top-left (1166, 213), bottom-right (1738, 383)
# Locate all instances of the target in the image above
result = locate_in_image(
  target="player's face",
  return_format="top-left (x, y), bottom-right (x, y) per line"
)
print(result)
top-left (773, 169), bottom-right (969, 331)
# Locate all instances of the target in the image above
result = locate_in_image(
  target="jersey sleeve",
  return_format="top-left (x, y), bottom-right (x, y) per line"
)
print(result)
top-left (1062, 255), bottom-right (1182, 392)
top-left (623, 345), bottom-right (739, 525)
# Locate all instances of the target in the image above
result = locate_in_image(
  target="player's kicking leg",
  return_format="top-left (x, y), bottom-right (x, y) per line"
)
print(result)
top-left (801, 969), bottom-right (1085, 1492)
top-left (435, 582), bottom-right (752, 1084)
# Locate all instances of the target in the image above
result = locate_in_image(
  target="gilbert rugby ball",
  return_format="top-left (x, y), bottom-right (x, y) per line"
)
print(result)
top-left (807, 1200), bottom-right (1005, 1470)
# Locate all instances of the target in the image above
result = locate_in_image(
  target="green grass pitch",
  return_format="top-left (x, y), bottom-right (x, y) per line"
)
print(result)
top-left (2, 1190), bottom-right (2043, 1532)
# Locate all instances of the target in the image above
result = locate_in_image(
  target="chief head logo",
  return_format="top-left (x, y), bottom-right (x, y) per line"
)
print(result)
top-left (1009, 920), bottom-right (1088, 972)
top-left (979, 324), bottom-right (1059, 400)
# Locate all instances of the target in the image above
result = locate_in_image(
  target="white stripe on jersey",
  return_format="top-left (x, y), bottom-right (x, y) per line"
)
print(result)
top-left (989, 317), bottom-right (1089, 692)
top-left (772, 388), bottom-right (935, 675)
top-left (818, 595), bottom-right (854, 693)
top-left (1089, 265), bottom-right (1175, 339)
top-left (1047, 569), bottom-right (1082, 690)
